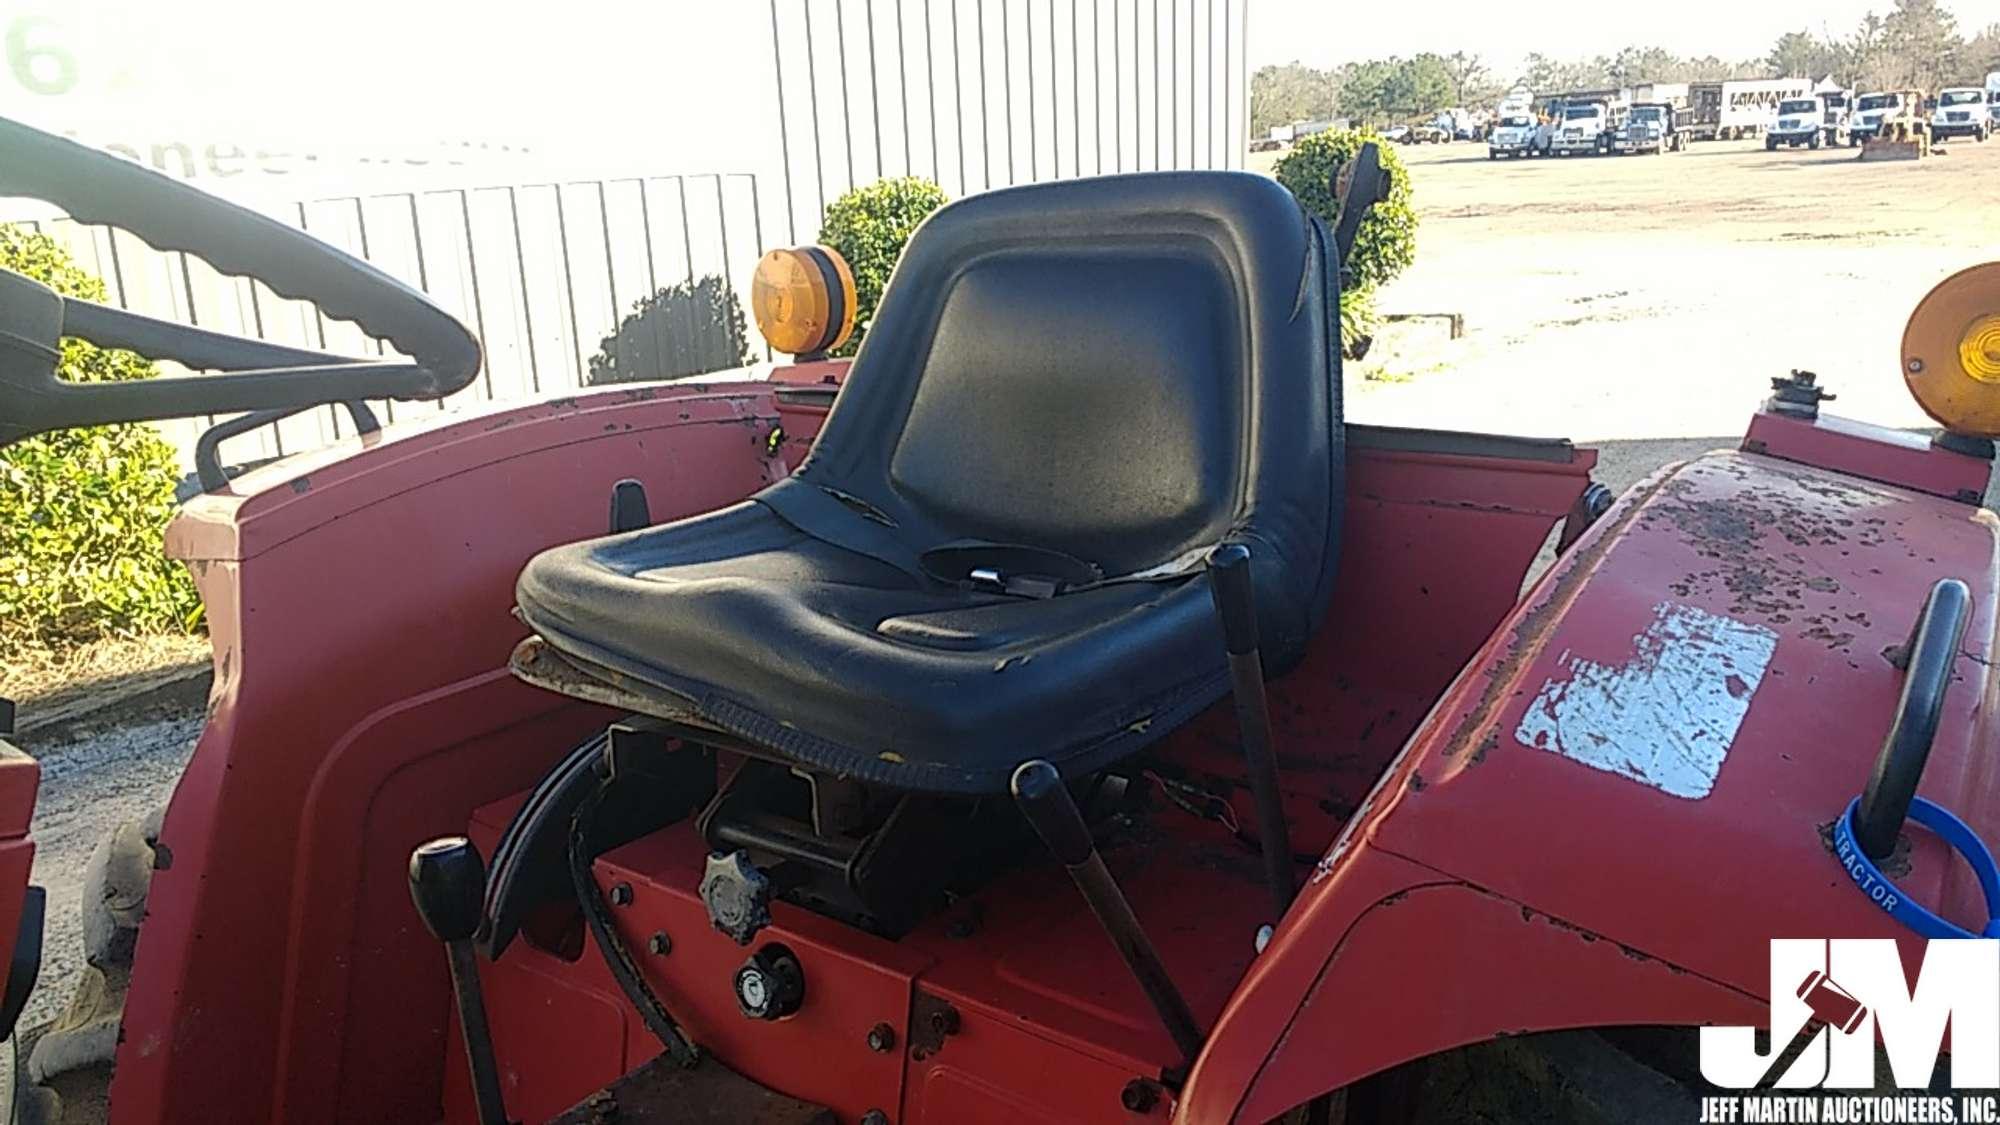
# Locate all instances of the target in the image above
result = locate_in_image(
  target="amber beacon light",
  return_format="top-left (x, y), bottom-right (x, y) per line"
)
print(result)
top-left (1903, 262), bottom-right (2000, 438)
top-left (751, 245), bottom-right (857, 358)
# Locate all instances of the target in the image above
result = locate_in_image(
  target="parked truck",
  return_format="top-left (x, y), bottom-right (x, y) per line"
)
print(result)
top-left (1614, 102), bottom-right (1688, 153)
top-left (1767, 96), bottom-right (1830, 149)
top-left (1989, 71), bottom-right (2000, 130)
top-left (1685, 81), bottom-right (1724, 140)
top-left (1819, 88), bottom-right (1855, 146)
top-left (1487, 112), bottom-right (1548, 158)
top-left (1931, 87), bottom-right (1991, 142)
top-left (1549, 100), bottom-right (1619, 155)
top-left (1718, 78), bottom-right (1813, 139)
top-left (1852, 90), bottom-right (1918, 144)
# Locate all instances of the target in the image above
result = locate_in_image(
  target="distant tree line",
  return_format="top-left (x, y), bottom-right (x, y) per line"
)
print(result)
top-left (1251, 0), bottom-right (2000, 136)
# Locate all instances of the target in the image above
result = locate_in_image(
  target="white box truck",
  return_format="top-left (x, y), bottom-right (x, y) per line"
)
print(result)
top-left (1719, 78), bottom-right (1813, 139)
top-left (1932, 87), bottom-right (1991, 142)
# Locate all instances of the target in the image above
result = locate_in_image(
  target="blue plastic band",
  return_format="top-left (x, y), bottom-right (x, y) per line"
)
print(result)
top-left (1832, 796), bottom-right (2000, 940)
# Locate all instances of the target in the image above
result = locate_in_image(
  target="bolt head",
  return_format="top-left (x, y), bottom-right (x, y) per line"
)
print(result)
top-left (928, 1006), bottom-right (960, 1037)
top-left (866, 1022), bottom-right (897, 1052)
top-left (1121, 1078), bottom-right (1161, 1113)
top-left (1909, 358), bottom-right (1926, 373)
top-left (609, 882), bottom-right (633, 907)
top-left (647, 931), bottom-right (672, 956)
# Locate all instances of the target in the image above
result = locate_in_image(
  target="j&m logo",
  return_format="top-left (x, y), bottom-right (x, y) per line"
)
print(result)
top-left (1697, 939), bottom-right (2000, 1123)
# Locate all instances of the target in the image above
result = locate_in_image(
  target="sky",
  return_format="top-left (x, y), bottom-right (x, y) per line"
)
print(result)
top-left (5, 0), bottom-right (1998, 222)
top-left (1245, 0), bottom-right (2000, 79)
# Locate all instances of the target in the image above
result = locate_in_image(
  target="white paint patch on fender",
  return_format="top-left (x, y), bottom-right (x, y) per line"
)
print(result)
top-left (1514, 602), bottom-right (1778, 799)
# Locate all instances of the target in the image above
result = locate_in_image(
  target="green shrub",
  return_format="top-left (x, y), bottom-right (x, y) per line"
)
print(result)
top-left (815, 177), bottom-right (949, 355)
top-left (1272, 129), bottom-right (1418, 357)
top-left (0, 226), bottom-right (201, 652)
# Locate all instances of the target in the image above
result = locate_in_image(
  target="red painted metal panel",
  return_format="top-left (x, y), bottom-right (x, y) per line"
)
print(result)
top-left (589, 830), bottom-right (932, 1124)
top-left (113, 385), bottom-right (784, 1125)
top-left (902, 1007), bottom-right (1174, 1125)
top-left (1228, 880), bottom-right (1764, 1123)
top-left (112, 368), bottom-right (1610, 1123)
top-left (1367, 451), bottom-right (1997, 993)
top-left (0, 742), bottom-right (37, 1016)
top-left (1745, 410), bottom-right (1993, 503)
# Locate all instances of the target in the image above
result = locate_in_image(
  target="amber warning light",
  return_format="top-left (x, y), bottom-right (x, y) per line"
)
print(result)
top-left (751, 245), bottom-right (856, 359)
top-left (1904, 262), bottom-right (2000, 438)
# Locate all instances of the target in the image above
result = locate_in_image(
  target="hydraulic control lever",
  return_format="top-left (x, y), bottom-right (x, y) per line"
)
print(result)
top-left (409, 837), bottom-right (513, 1125)
top-left (1330, 141), bottom-right (1390, 288)
top-left (1206, 544), bottom-right (1298, 926)
top-left (1011, 760), bottom-right (1205, 1067)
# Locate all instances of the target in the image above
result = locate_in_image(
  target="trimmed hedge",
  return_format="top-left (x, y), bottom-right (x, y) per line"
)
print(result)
top-left (815, 177), bottom-right (949, 356)
top-left (0, 226), bottom-right (201, 651)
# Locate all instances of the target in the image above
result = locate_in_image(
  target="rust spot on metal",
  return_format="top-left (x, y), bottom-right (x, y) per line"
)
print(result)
top-left (1817, 818), bottom-right (1912, 876)
top-left (1640, 459), bottom-right (1894, 650)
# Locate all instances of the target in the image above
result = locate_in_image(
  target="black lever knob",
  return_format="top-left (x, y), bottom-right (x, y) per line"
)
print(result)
top-left (409, 836), bottom-right (485, 943)
top-left (408, 836), bottom-right (511, 1125)
top-left (1205, 543), bottom-right (1259, 655)
top-left (1011, 761), bottom-right (1093, 867)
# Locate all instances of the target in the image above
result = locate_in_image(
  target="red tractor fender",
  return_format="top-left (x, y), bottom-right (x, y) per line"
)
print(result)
top-left (1182, 425), bottom-right (2000, 1121)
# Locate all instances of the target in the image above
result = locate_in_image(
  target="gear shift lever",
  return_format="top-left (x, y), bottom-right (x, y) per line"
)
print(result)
top-left (409, 837), bottom-right (512, 1125)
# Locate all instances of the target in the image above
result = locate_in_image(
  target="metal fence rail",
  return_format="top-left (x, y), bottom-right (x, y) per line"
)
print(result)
top-left (767, 0), bottom-right (1248, 242)
top-left (9, 0), bottom-right (1249, 469)
top-left (16, 171), bottom-right (765, 467)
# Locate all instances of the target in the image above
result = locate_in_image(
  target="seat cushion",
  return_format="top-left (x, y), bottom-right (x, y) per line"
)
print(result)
top-left (515, 502), bottom-right (1230, 795)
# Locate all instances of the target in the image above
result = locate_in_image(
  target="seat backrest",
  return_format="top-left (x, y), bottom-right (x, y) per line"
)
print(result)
top-left (763, 172), bottom-right (1344, 665)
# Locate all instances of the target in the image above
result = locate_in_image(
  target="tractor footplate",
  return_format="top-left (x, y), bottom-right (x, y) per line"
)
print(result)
top-left (550, 1053), bottom-right (836, 1125)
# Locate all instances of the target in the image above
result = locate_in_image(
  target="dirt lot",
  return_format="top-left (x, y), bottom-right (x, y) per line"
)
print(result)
top-left (1257, 135), bottom-right (2000, 443)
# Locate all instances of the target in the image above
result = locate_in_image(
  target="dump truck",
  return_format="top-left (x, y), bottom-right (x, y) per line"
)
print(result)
top-left (1549, 99), bottom-right (1619, 155)
top-left (1614, 102), bottom-right (1689, 153)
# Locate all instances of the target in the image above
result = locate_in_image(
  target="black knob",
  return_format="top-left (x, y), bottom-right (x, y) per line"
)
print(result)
top-left (409, 836), bottom-right (486, 944)
top-left (1205, 543), bottom-right (1259, 656)
top-left (734, 945), bottom-right (805, 1021)
top-left (1010, 760), bottom-right (1093, 867)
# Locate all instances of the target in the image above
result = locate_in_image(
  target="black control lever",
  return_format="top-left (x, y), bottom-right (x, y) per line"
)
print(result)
top-left (409, 837), bottom-right (513, 1125)
top-left (1011, 760), bottom-right (1205, 1067)
top-left (1206, 544), bottom-right (1297, 925)
top-left (1856, 578), bottom-right (1972, 859)
top-left (1330, 142), bottom-right (1389, 287)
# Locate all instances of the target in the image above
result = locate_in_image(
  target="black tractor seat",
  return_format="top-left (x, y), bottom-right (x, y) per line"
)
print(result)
top-left (514, 172), bottom-right (1345, 795)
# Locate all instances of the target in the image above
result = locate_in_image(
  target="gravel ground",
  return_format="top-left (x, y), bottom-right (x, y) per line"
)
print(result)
top-left (20, 716), bottom-right (201, 1032)
top-left (1260, 136), bottom-right (2000, 441)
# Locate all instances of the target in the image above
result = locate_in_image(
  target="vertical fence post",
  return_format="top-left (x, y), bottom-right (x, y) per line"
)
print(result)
top-left (804, 3), bottom-right (829, 219)
top-left (895, 0), bottom-right (913, 175)
top-left (770, 0), bottom-right (799, 244)
top-left (836, 3), bottom-right (858, 190)
top-left (924, 0), bottom-right (941, 182)
top-left (504, 187), bottom-right (543, 395)
top-left (866, 0), bottom-right (884, 179)
top-left (456, 190), bottom-right (495, 398)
